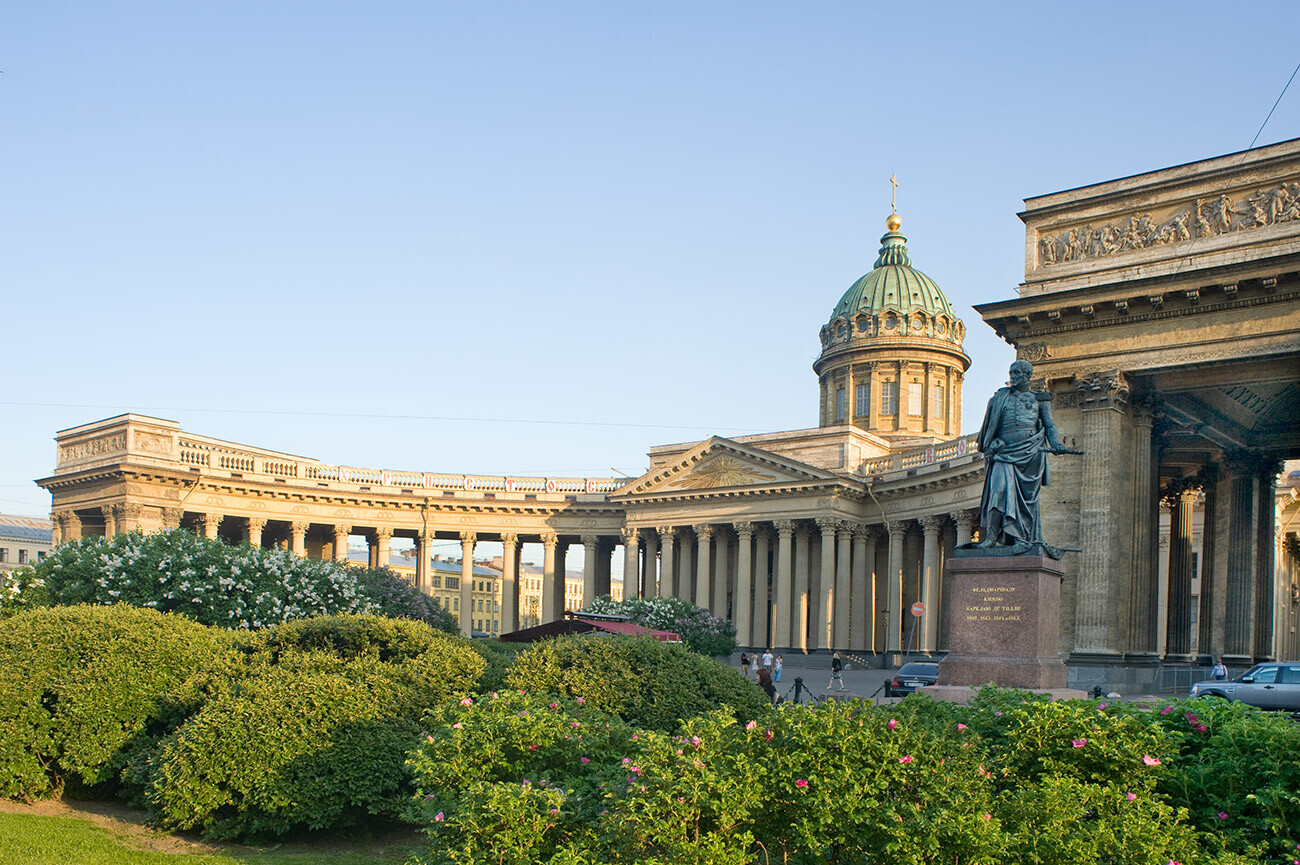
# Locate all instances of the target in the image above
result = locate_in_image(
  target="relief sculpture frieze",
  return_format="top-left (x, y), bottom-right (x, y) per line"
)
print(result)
top-left (59, 433), bottom-right (126, 464)
top-left (1037, 179), bottom-right (1300, 267)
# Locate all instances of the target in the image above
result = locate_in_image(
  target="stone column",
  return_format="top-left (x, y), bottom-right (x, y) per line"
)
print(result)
top-left (734, 522), bottom-right (754, 647)
top-left (694, 524), bottom-right (713, 612)
top-left (246, 517), bottom-right (266, 548)
top-left (414, 530), bottom-right (433, 591)
top-left (658, 527), bottom-right (676, 601)
top-left (50, 513), bottom-right (65, 546)
top-left (644, 531), bottom-right (659, 598)
top-left (1198, 467), bottom-right (1224, 661)
top-left (713, 529), bottom-right (732, 615)
top-left (1129, 403), bottom-right (1160, 656)
top-left (794, 525), bottom-right (812, 651)
top-left (920, 515), bottom-right (942, 653)
top-left (834, 523), bottom-right (853, 649)
top-left (333, 525), bottom-right (352, 562)
top-left (595, 538), bottom-right (613, 600)
top-left (101, 505), bottom-right (118, 538)
top-left (200, 513), bottom-right (222, 540)
top-left (922, 362), bottom-right (934, 434)
top-left (460, 532), bottom-right (476, 636)
top-left (374, 527), bottom-right (392, 568)
top-left (1255, 460), bottom-right (1281, 661)
top-left (501, 533), bottom-right (520, 633)
top-left (752, 528), bottom-right (770, 648)
top-left (1073, 370), bottom-right (1130, 656)
top-left (886, 521), bottom-right (907, 654)
top-left (541, 532), bottom-right (561, 623)
top-left (119, 503), bottom-right (143, 533)
top-left (866, 362), bottom-right (880, 430)
top-left (852, 526), bottom-right (878, 651)
top-left (581, 534), bottom-right (600, 609)
top-left (678, 530), bottom-right (695, 603)
top-left (160, 508), bottom-right (182, 531)
top-left (1223, 457), bottom-right (1259, 662)
top-left (290, 521), bottom-right (308, 558)
top-left (814, 518), bottom-right (837, 651)
top-left (773, 520), bottom-right (794, 649)
top-left (621, 528), bottom-right (640, 599)
top-left (951, 510), bottom-right (976, 546)
top-left (1164, 486), bottom-right (1198, 660)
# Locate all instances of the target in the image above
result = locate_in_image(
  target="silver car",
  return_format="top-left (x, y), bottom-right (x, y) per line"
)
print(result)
top-left (1189, 662), bottom-right (1300, 711)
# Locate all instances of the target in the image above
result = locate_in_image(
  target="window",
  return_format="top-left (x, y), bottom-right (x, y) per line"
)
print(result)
top-left (37, 551), bottom-right (46, 562)
top-left (880, 382), bottom-right (898, 415)
top-left (1250, 666), bottom-right (1278, 684)
top-left (477, 599), bottom-right (483, 611)
top-left (0, 549), bottom-right (7, 563)
top-left (1280, 665), bottom-right (1300, 684)
top-left (884, 314), bottom-right (897, 329)
top-left (835, 388), bottom-right (845, 422)
top-left (931, 383), bottom-right (945, 418)
top-left (1189, 597), bottom-right (1198, 624)
top-left (18, 550), bottom-right (27, 565)
top-left (453, 598), bottom-right (459, 611)
top-left (855, 383), bottom-right (870, 417)
top-left (908, 382), bottom-right (923, 415)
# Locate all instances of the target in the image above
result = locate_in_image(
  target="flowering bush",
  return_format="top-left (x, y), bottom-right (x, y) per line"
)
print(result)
top-left (504, 635), bottom-right (769, 732)
top-left (582, 595), bottom-right (736, 657)
top-left (407, 693), bottom-right (1261, 865)
top-left (36, 530), bottom-right (455, 632)
top-left (0, 565), bottom-right (47, 617)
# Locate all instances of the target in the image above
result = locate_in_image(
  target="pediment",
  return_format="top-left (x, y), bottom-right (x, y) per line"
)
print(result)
top-left (613, 437), bottom-right (839, 498)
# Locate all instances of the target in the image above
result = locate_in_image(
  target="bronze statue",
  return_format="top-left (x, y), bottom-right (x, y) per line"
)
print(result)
top-left (959, 360), bottom-right (1082, 559)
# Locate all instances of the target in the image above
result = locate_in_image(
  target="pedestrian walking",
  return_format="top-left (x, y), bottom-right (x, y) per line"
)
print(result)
top-left (774, 654), bottom-right (783, 683)
top-left (828, 652), bottom-right (845, 691)
top-left (1211, 658), bottom-right (1227, 681)
top-left (740, 652), bottom-right (751, 679)
top-left (761, 649), bottom-right (774, 673)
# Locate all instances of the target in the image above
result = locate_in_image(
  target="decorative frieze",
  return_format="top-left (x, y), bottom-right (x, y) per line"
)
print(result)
top-left (1037, 179), bottom-right (1300, 268)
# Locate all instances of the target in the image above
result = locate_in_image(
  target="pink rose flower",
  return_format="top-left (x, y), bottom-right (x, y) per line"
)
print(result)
top-left (1217, 811), bottom-right (1228, 819)
top-left (956, 723), bottom-right (968, 732)
top-left (887, 718), bottom-right (897, 731)
top-left (434, 811), bottom-right (445, 822)
top-left (1159, 705), bottom-right (1174, 715)
top-left (795, 779), bottom-right (809, 788)
top-left (745, 721), bottom-right (757, 731)
top-left (898, 755), bottom-right (914, 764)
top-left (1072, 739), bottom-right (1087, 748)
top-left (451, 722), bottom-right (462, 729)
top-left (460, 697), bottom-right (473, 707)
top-left (1126, 792), bottom-right (1137, 802)
top-left (575, 696), bottom-right (584, 704)
top-left (580, 756), bottom-right (590, 764)
top-left (1142, 755), bottom-right (1161, 766)
top-left (528, 744), bottom-right (538, 751)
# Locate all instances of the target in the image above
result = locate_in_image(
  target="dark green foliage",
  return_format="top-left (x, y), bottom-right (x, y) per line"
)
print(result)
top-left (0, 605), bottom-right (236, 800)
top-left (142, 617), bottom-right (484, 839)
top-left (504, 635), bottom-right (769, 732)
top-left (463, 638), bottom-right (524, 692)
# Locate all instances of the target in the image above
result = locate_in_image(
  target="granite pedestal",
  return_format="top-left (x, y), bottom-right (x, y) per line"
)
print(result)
top-left (937, 555), bottom-right (1068, 690)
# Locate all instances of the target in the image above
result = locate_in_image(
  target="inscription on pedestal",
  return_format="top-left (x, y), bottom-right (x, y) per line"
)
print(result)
top-left (965, 585), bottom-right (1022, 623)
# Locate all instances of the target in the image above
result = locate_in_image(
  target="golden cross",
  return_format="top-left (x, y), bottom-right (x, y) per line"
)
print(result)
top-left (889, 174), bottom-right (898, 213)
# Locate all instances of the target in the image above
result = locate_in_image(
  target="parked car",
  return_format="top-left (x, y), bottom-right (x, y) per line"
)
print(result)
top-left (886, 662), bottom-right (938, 697)
top-left (1189, 662), bottom-right (1300, 711)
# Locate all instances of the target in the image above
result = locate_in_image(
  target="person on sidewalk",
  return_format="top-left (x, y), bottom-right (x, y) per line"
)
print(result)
top-left (756, 666), bottom-right (777, 705)
top-left (828, 652), bottom-right (845, 691)
top-left (773, 654), bottom-right (783, 683)
top-left (761, 649), bottom-right (774, 675)
top-left (740, 652), bottom-right (751, 680)
top-left (1211, 658), bottom-right (1228, 681)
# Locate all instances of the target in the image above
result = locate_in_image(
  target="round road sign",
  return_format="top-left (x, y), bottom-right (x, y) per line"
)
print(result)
top-left (911, 601), bottom-right (926, 617)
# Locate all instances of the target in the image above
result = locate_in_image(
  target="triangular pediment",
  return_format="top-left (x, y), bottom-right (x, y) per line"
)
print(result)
top-left (613, 437), bottom-right (839, 498)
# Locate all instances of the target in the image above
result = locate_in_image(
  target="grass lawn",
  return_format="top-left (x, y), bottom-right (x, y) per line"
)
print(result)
top-left (0, 809), bottom-right (420, 865)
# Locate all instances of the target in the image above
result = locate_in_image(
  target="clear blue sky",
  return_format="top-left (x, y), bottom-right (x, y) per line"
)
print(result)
top-left (3, 2), bottom-right (1298, 527)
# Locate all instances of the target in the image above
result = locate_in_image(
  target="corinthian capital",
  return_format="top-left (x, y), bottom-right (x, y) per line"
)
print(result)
top-left (1075, 370), bottom-right (1130, 410)
top-left (919, 515), bottom-right (943, 534)
top-left (692, 523), bottom-right (713, 540)
top-left (815, 516), bottom-right (839, 533)
top-left (773, 519), bottom-right (795, 535)
top-left (732, 521), bottom-right (754, 536)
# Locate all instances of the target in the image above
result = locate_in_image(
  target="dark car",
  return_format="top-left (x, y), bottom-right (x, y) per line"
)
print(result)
top-left (886, 662), bottom-right (938, 697)
top-left (1189, 662), bottom-right (1300, 711)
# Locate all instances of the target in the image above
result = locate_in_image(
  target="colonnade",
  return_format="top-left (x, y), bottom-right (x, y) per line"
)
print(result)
top-left (53, 500), bottom-right (985, 655)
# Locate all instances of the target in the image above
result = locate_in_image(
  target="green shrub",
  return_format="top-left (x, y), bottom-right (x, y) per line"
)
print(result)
top-left (464, 638), bottom-right (523, 693)
top-left (146, 635), bottom-right (484, 839)
top-left (1152, 696), bottom-right (1300, 860)
top-left (37, 530), bottom-right (453, 630)
top-left (504, 635), bottom-right (769, 732)
top-left (0, 605), bottom-right (235, 800)
top-left (582, 596), bottom-right (736, 656)
top-left (254, 613), bottom-right (455, 663)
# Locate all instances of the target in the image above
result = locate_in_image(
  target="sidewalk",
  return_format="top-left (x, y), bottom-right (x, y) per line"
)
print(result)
top-left (736, 654), bottom-right (904, 705)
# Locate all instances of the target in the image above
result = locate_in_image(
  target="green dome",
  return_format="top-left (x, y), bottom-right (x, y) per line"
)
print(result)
top-left (828, 223), bottom-right (955, 323)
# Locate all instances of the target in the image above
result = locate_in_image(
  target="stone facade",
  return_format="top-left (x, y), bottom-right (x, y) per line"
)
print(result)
top-left (34, 142), bottom-right (1300, 688)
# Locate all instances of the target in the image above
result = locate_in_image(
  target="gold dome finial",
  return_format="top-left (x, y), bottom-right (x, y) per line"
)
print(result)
top-left (886, 173), bottom-right (901, 231)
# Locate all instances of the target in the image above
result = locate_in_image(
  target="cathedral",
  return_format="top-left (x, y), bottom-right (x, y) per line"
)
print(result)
top-left (38, 139), bottom-right (1300, 692)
